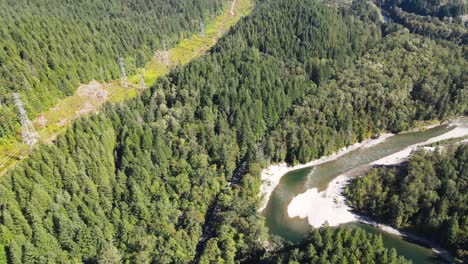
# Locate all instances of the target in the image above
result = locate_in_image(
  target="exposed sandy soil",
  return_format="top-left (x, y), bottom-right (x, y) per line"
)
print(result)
top-left (258, 133), bottom-right (393, 212)
top-left (372, 120), bottom-right (468, 165)
top-left (287, 173), bottom-right (356, 227)
top-left (75, 80), bottom-right (108, 102)
top-left (284, 119), bottom-right (468, 228)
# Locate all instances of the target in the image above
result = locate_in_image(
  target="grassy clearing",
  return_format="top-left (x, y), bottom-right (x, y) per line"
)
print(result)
top-left (0, 0), bottom-right (254, 176)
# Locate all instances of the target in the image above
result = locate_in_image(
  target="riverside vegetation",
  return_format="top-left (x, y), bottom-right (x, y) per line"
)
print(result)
top-left (253, 227), bottom-right (411, 264)
top-left (345, 144), bottom-right (468, 262)
top-left (376, 0), bottom-right (467, 44)
top-left (0, 0), bottom-right (467, 263)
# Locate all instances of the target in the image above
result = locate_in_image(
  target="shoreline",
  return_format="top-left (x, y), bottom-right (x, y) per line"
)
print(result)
top-left (285, 165), bottom-right (455, 262)
top-left (284, 120), bottom-right (467, 261)
top-left (285, 163), bottom-right (456, 262)
top-left (287, 172), bottom-right (356, 227)
top-left (372, 119), bottom-right (468, 165)
top-left (285, 118), bottom-right (467, 228)
top-left (287, 165), bottom-right (372, 228)
top-left (258, 133), bottom-right (393, 212)
top-left (261, 117), bottom-right (466, 261)
top-left (260, 117), bottom-right (468, 215)
top-left (356, 216), bottom-right (454, 263)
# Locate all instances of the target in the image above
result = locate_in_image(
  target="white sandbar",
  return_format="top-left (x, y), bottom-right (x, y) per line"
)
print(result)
top-left (371, 123), bottom-right (468, 166)
top-left (287, 174), bottom-right (356, 227)
top-left (258, 133), bottom-right (393, 212)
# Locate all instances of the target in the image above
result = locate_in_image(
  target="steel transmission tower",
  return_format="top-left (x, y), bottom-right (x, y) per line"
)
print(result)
top-left (162, 40), bottom-right (169, 65)
top-left (140, 74), bottom-right (146, 90)
top-left (100, 67), bottom-right (105, 82)
top-left (200, 21), bottom-right (205, 37)
top-left (118, 57), bottom-right (128, 88)
top-left (12, 93), bottom-right (38, 149)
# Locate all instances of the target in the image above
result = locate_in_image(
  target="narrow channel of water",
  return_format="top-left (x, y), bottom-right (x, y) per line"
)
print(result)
top-left (347, 223), bottom-right (446, 264)
top-left (382, 13), bottom-right (389, 22)
top-left (262, 122), bottom-right (466, 263)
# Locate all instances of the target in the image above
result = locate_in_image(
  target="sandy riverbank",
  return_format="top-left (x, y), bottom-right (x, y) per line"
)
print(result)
top-left (258, 133), bottom-right (393, 212)
top-left (286, 166), bottom-right (456, 261)
top-left (286, 164), bottom-right (371, 228)
top-left (356, 216), bottom-right (454, 263)
top-left (372, 120), bottom-right (468, 165)
top-left (273, 119), bottom-right (467, 262)
top-left (285, 119), bottom-right (468, 228)
top-left (285, 165), bottom-right (455, 261)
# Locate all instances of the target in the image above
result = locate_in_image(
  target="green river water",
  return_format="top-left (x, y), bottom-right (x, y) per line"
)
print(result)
top-left (262, 123), bottom-right (464, 264)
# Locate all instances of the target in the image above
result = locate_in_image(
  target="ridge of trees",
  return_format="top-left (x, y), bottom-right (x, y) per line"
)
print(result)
top-left (377, 0), bottom-right (468, 44)
top-left (345, 144), bottom-right (468, 263)
top-left (0, 0), bottom-right (466, 263)
top-left (263, 25), bottom-right (467, 165)
top-left (0, 0), bottom-right (389, 262)
top-left (0, 0), bottom-right (226, 138)
top-left (251, 227), bottom-right (411, 264)
top-left (381, 0), bottom-right (467, 18)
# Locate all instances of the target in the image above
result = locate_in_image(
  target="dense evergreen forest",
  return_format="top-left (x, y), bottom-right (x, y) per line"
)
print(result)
top-left (265, 24), bottom-right (467, 164)
top-left (0, 0), bottom-right (467, 263)
top-left (377, 0), bottom-right (468, 44)
top-left (252, 227), bottom-right (411, 264)
top-left (381, 0), bottom-right (467, 18)
top-left (345, 144), bottom-right (468, 262)
top-left (0, 0), bottom-right (226, 138)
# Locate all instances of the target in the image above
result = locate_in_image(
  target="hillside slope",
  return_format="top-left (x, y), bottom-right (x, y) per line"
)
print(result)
top-left (0, 0), bottom-right (466, 263)
top-left (0, 0), bottom-right (227, 138)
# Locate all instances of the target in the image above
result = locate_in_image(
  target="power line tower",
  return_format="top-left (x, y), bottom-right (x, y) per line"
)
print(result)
top-left (140, 74), bottom-right (146, 90)
top-left (200, 21), bottom-right (205, 37)
top-left (118, 57), bottom-right (128, 88)
top-left (100, 67), bottom-right (106, 82)
top-left (12, 93), bottom-right (38, 149)
top-left (162, 40), bottom-right (169, 65)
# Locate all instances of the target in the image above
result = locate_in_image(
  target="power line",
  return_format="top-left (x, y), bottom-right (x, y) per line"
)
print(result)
top-left (118, 58), bottom-right (128, 88)
top-left (140, 74), bottom-right (146, 90)
top-left (13, 93), bottom-right (39, 149)
top-left (0, 143), bottom-right (27, 170)
top-left (162, 40), bottom-right (169, 65)
top-left (0, 105), bottom-right (16, 122)
top-left (200, 21), bottom-right (205, 37)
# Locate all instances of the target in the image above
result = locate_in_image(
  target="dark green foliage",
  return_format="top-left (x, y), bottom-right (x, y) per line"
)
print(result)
top-left (377, 0), bottom-right (468, 44)
top-left (216, 0), bottom-right (382, 79)
top-left (0, 0), bottom-right (466, 263)
top-left (0, 0), bottom-right (383, 262)
top-left (256, 227), bottom-right (411, 264)
top-left (345, 144), bottom-right (468, 262)
top-left (0, 0), bottom-right (226, 137)
top-left (388, 7), bottom-right (467, 44)
top-left (387, 0), bottom-right (467, 18)
top-left (264, 29), bottom-right (467, 164)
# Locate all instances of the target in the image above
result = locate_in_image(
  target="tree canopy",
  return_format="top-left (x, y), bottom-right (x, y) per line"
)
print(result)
top-left (254, 227), bottom-right (411, 264)
top-left (345, 144), bottom-right (468, 262)
top-left (0, 0), bottom-right (227, 138)
top-left (0, 0), bottom-right (466, 263)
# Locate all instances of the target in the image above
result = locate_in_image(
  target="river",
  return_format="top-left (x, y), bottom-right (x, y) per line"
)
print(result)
top-left (261, 118), bottom-right (468, 264)
top-left (369, 1), bottom-right (389, 23)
